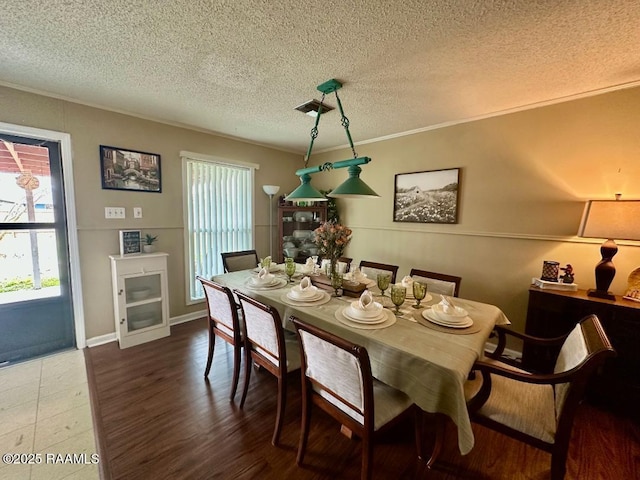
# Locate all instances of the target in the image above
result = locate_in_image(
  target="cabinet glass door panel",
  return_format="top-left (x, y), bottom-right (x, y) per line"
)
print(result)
top-left (126, 301), bottom-right (163, 332)
top-left (125, 273), bottom-right (161, 303)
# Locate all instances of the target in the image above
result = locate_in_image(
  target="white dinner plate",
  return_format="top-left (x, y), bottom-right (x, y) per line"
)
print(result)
top-left (343, 307), bottom-right (388, 324)
top-left (244, 277), bottom-right (288, 290)
top-left (334, 308), bottom-right (396, 330)
top-left (279, 291), bottom-right (331, 306)
top-left (286, 290), bottom-right (324, 302)
top-left (422, 308), bottom-right (473, 329)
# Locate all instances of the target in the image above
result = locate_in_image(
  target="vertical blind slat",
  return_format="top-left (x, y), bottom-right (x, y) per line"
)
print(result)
top-left (185, 157), bottom-right (254, 301)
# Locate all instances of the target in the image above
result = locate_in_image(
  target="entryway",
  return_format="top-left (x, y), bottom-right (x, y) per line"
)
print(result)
top-left (0, 129), bottom-right (80, 365)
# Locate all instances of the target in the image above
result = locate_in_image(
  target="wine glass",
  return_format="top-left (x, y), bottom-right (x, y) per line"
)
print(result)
top-left (377, 273), bottom-right (391, 296)
top-left (284, 258), bottom-right (296, 283)
top-left (390, 285), bottom-right (406, 316)
top-left (412, 281), bottom-right (427, 309)
top-left (330, 272), bottom-right (343, 297)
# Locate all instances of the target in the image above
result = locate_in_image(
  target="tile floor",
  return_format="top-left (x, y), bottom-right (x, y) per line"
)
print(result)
top-left (0, 349), bottom-right (100, 480)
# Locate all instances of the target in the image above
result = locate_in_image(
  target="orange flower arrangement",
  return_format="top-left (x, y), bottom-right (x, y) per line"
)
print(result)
top-left (314, 221), bottom-right (352, 263)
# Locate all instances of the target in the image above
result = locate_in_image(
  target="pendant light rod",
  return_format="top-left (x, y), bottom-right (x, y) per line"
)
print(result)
top-left (295, 156), bottom-right (371, 176)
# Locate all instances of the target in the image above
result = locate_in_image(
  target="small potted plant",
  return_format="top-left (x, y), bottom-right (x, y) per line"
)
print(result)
top-left (143, 234), bottom-right (158, 253)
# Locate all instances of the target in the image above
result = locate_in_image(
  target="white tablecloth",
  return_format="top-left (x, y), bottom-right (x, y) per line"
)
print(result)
top-left (213, 270), bottom-right (510, 454)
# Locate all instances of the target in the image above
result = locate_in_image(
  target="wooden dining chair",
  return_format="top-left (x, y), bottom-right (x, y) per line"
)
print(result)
top-left (409, 268), bottom-right (462, 297)
top-left (221, 249), bottom-right (259, 273)
top-left (196, 276), bottom-right (243, 401)
top-left (464, 314), bottom-right (615, 480)
top-left (359, 260), bottom-right (399, 284)
top-left (291, 316), bottom-right (418, 480)
top-left (234, 290), bottom-right (301, 446)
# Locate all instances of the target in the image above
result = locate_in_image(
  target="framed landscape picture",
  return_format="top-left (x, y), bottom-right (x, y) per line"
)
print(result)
top-left (100, 145), bottom-right (161, 193)
top-left (393, 168), bottom-right (460, 224)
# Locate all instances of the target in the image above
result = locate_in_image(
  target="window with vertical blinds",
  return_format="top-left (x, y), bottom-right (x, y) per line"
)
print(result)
top-left (182, 152), bottom-right (256, 302)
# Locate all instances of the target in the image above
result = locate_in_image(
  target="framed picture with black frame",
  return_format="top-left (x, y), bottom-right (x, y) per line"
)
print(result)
top-left (100, 145), bottom-right (161, 193)
top-left (119, 230), bottom-right (142, 256)
top-left (393, 168), bottom-right (460, 224)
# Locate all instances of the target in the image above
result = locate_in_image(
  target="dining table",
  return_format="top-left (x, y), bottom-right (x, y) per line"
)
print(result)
top-left (212, 266), bottom-right (510, 455)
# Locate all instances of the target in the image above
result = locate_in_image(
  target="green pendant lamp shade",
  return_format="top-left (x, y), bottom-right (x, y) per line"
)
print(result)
top-left (286, 173), bottom-right (327, 202)
top-left (328, 165), bottom-right (379, 198)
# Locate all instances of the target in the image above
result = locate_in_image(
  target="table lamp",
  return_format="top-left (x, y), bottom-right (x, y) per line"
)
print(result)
top-left (578, 195), bottom-right (640, 299)
top-left (262, 185), bottom-right (280, 258)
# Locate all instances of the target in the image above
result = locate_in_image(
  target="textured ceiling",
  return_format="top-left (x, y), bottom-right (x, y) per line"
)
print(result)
top-left (1, 1), bottom-right (640, 154)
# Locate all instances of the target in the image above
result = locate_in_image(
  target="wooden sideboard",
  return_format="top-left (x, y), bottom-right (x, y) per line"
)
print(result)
top-left (523, 286), bottom-right (640, 420)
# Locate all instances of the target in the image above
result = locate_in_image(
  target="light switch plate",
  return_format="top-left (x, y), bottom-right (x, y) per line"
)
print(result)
top-left (105, 207), bottom-right (126, 219)
top-left (133, 207), bottom-right (143, 218)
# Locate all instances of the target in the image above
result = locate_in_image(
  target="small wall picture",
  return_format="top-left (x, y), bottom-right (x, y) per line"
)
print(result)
top-left (100, 145), bottom-right (161, 193)
top-left (119, 230), bottom-right (142, 256)
top-left (393, 168), bottom-right (460, 224)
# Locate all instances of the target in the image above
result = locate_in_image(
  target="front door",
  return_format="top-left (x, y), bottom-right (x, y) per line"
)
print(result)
top-left (0, 134), bottom-right (75, 365)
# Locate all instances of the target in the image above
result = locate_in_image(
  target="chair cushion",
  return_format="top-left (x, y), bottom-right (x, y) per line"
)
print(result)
top-left (470, 374), bottom-right (557, 444)
top-left (317, 379), bottom-right (412, 431)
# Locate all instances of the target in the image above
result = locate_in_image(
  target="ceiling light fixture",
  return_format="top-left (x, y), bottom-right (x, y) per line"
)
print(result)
top-left (294, 99), bottom-right (335, 118)
top-left (286, 79), bottom-right (379, 202)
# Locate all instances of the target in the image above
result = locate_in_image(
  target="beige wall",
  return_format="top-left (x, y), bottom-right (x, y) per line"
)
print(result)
top-left (310, 86), bottom-right (640, 333)
top-left (0, 86), bottom-right (302, 339)
top-left (3, 84), bottom-right (640, 344)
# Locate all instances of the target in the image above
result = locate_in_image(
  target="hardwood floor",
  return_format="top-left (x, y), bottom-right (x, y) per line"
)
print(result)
top-left (85, 319), bottom-right (640, 480)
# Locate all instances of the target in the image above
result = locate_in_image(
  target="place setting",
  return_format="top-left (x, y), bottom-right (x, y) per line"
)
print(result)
top-left (244, 265), bottom-right (288, 290)
top-left (280, 276), bottom-right (331, 306)
top-left (252, 255), bottom-right (282, 273)
top-left (334, 289), bottom-right (396, 329)
top-left (415, 296), bottom-right (481, 334)
top-left (343, 267), bottom-right (376, 289)
top-left (399, 276), bottom-right (432, 305)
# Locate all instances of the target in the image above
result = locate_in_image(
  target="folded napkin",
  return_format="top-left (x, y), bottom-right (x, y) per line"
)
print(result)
top-left (345, 267), bottom-right (367, 283)
top-left (305, 257), bottom-right (315, 268)
top-left (289, 276), bottom-right (318, 299)
top-left (252, 267), bottom-right (273, 285)
top-left (259, 256), bottom-right (272, 269)
top-left (401, 275), bottom-right (414, 289)
top-left (358, 289), bottom-right (374, 310)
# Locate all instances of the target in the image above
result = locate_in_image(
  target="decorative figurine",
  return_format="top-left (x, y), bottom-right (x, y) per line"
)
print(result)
top-left (560, 264), bottom-right (574, 284)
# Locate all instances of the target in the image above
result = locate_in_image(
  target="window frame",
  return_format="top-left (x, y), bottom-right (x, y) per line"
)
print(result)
top-left (181, 151), bottom-right (258, 304)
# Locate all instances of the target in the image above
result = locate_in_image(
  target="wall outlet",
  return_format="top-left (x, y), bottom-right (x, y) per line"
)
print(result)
top-left (133, 207), bottom-right (143, 218)
top-left (105, 207), bottom-right (126, 219)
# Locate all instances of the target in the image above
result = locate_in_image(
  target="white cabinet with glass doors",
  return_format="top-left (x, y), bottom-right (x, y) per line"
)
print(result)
top-left (109, 252), bottom-right (170, 348)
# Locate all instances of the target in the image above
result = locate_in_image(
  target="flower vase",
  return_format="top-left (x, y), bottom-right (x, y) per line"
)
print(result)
top-left (329, 258), bottom-right (337, 278)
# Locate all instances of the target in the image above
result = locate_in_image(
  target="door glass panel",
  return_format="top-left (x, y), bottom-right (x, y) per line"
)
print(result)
top-left (0, 229), bottom-right (61, 304)
top-left (0, 142), bottom-right (53, 224)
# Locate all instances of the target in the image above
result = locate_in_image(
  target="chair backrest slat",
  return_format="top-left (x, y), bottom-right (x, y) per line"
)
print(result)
top-left (359, 261), bottom-right (399, 284)
top-left (221, 250), bottom-right (259, 273)
top-left (197, 276), bottom-right (238, 334)
top-left (235, 291), bottom-right (285, 368)
top-left (410, 268), bottom-right (462, 297)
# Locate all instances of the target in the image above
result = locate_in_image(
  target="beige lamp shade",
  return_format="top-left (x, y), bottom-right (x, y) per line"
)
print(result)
top-left (578, 200), bottom-right (640, 241)
top-left (578, 198), bottom-right (640, 299)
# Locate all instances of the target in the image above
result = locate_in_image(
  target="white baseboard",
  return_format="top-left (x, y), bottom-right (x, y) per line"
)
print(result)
top-left (86, 310), bottom-right (207, 347)
top-left (86, 333), bottom-right (117, 348)
top-left (170, 310), bottom-right (207, 325)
